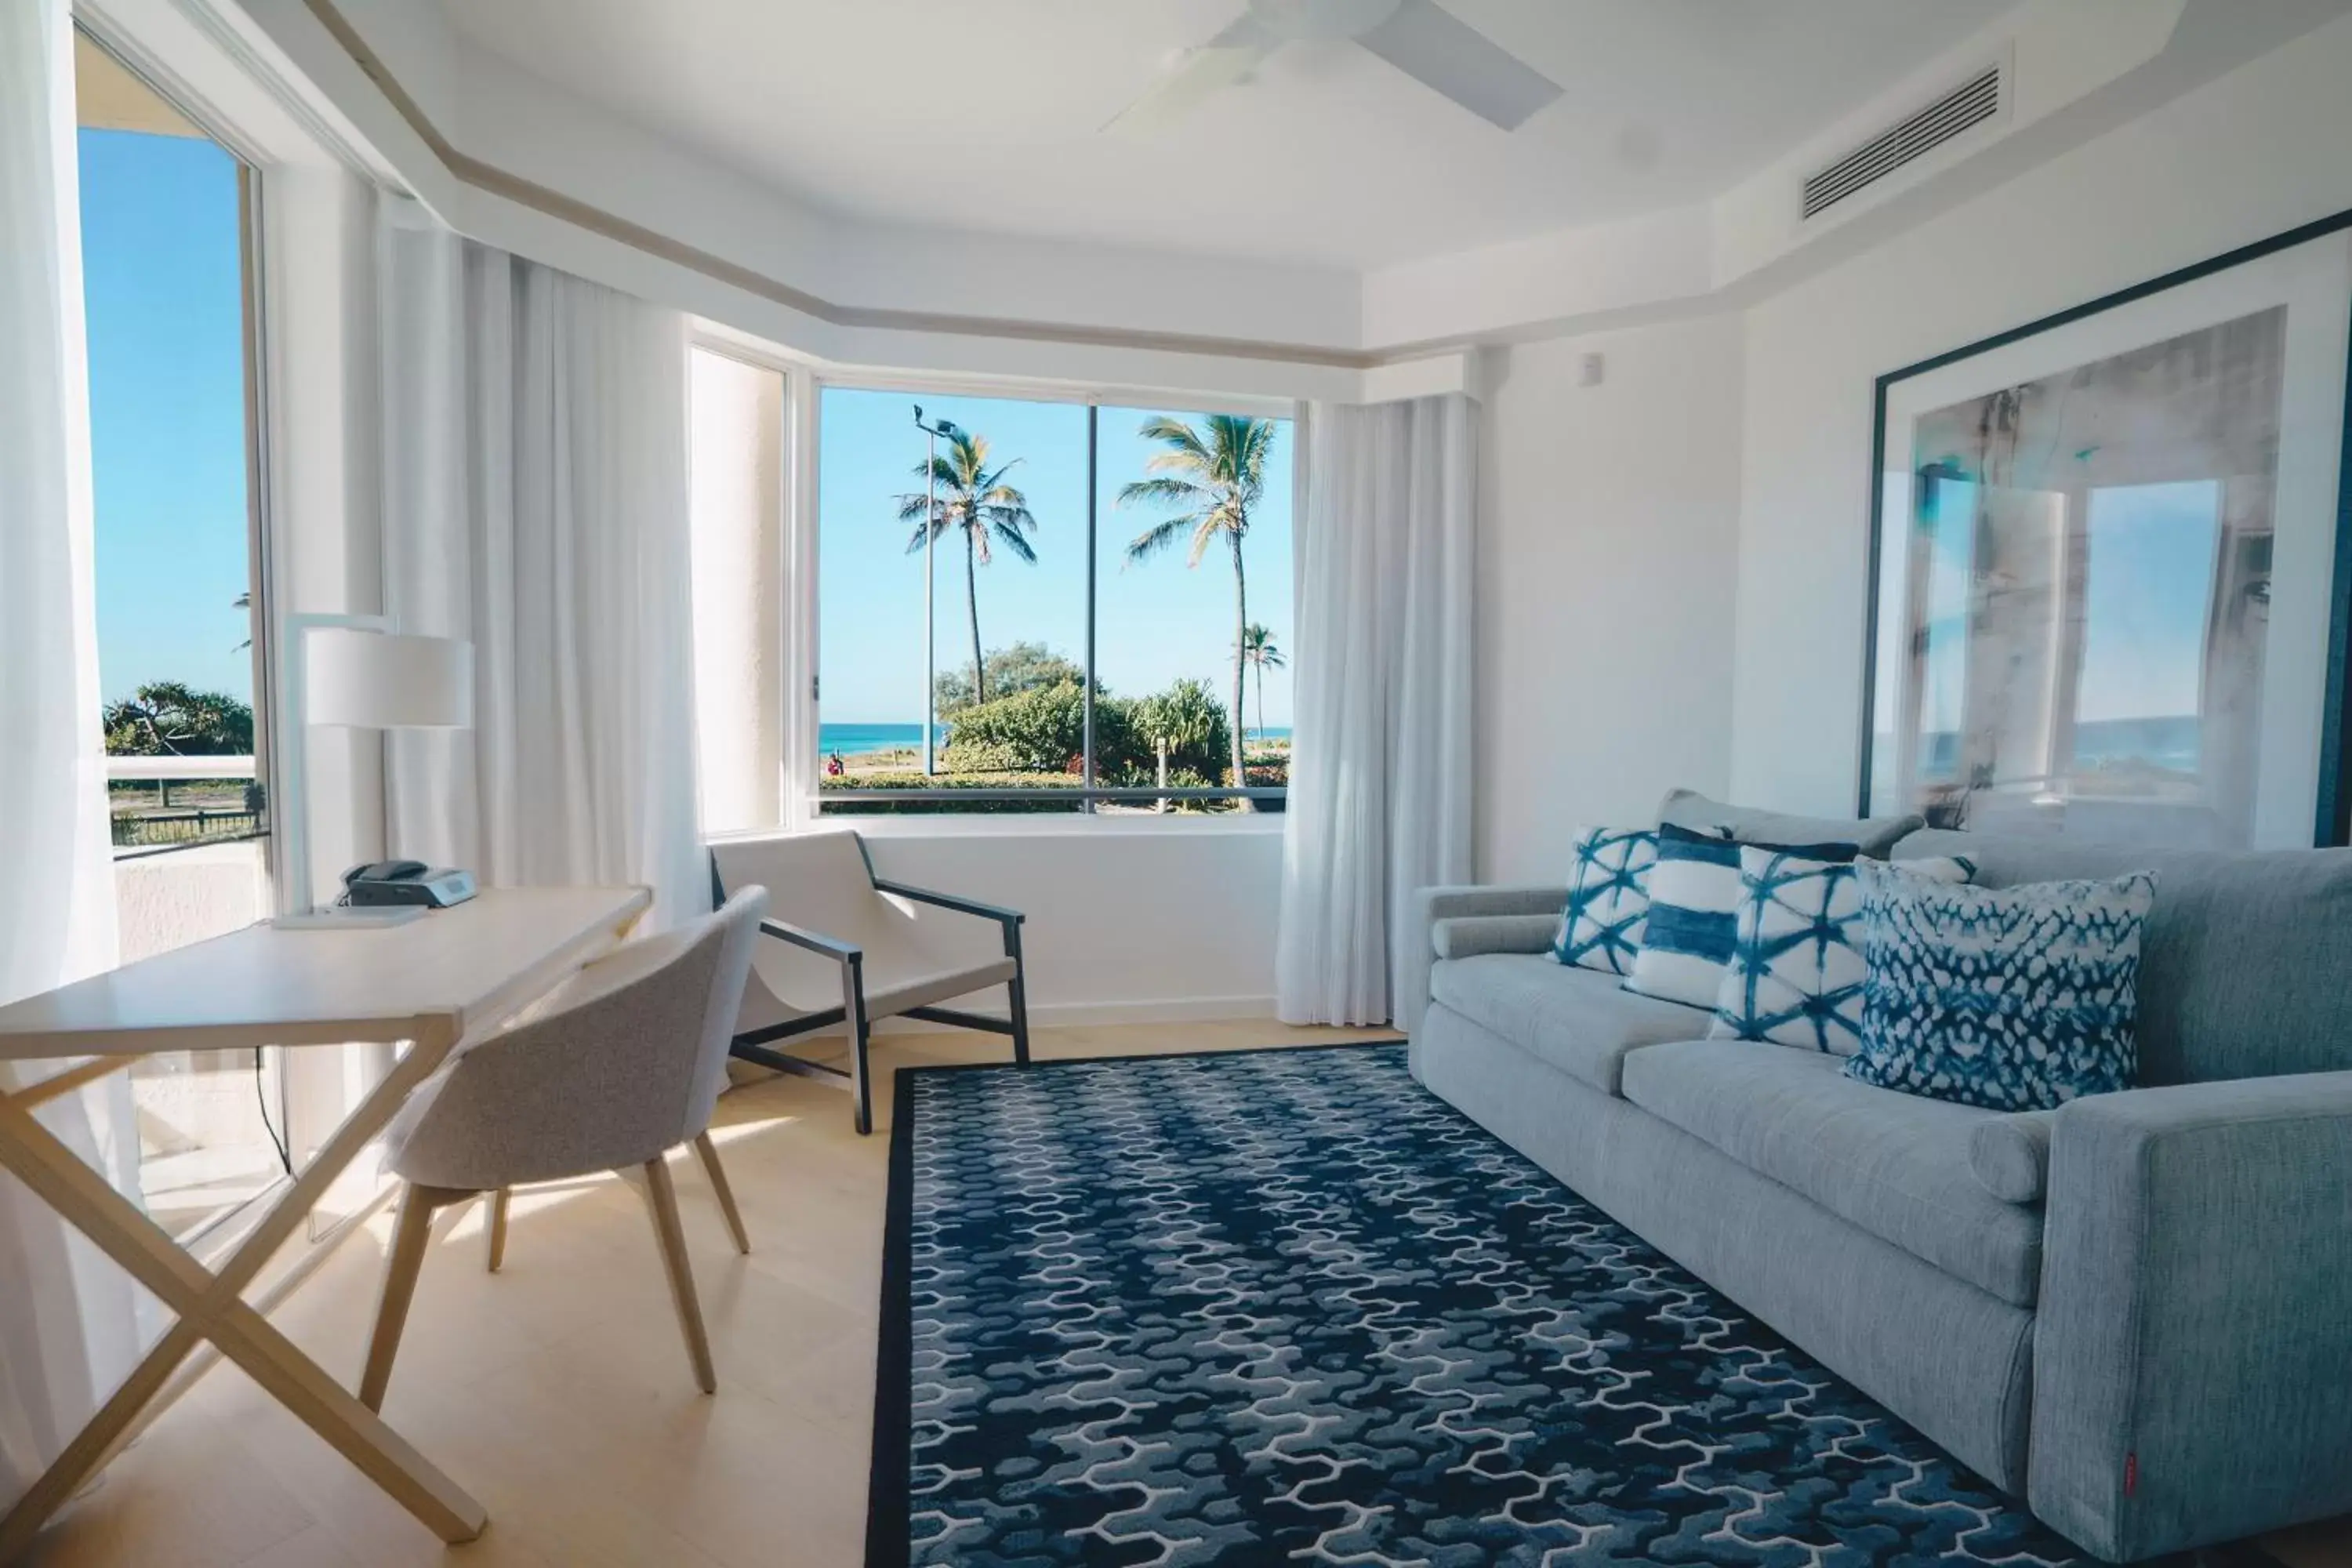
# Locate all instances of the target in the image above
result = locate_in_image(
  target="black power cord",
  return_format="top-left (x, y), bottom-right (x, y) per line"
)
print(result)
top-left (254, 1046), bottom-right (292, 1177)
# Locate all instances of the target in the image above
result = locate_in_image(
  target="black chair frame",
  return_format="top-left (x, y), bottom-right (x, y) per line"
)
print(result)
top-left (710, 840), bottom-right (1031, 1135)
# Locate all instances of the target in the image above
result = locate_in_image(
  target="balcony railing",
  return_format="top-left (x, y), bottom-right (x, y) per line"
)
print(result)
top-left (108, 753), bottom-right (267, 855)
top-left (101, 760), bottom-right (283, 1232)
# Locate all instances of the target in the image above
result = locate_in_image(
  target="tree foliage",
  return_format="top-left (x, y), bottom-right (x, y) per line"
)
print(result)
top-left (103, 682), bottom-right (253, 757)
top-left (1240, 622), bottom-right (1284, 741)
top-left (937, 675), bottom-right (1229, 784)
top-left (932, 641), bottom-right (1091, 717)
top-left (940, 681), bottom-right (1099, 775)
top-left (1129, 677), bottom-right (1232, 782)
top-left (895, 430), bottom-right (1040, 707)
top-left (1116, 414), bottom-right (1276, 801)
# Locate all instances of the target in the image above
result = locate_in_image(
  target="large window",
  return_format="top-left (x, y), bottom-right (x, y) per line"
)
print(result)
top-left (815, 387), bottom-right (1294, 815)
top-left (77, 31), bottom-right (279, 1236)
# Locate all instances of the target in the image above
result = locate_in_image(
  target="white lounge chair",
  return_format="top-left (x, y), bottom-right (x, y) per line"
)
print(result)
top-left (709, 829), bottom-right (1030, 1134)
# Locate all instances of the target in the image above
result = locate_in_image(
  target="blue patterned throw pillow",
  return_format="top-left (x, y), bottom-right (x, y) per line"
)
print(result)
top-left (1708, 848), bottom-right (1975, 1054)
top-left (1552, 827), bottom-right (1657, 975)
top-left (1624, 825), bottom-right (1857, 1011)
top-left (1843, 862), bottom-right (2157, 1111)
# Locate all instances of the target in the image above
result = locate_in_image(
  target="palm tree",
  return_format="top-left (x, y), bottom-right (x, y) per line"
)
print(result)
top-left (1117, 414), bottom-right (1277, 799)
top-left (896, 432), bottom-right (1039, 708)
top-left (1240, 622), bottom-right (1284, 745)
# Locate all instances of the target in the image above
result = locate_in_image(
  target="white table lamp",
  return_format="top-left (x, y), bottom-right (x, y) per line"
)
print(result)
top-left (278, 614), bottom-right (474, 924)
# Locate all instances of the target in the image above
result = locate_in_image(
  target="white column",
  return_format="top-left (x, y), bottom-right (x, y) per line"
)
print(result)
top-left (688, 350), bottom-right (785, 833)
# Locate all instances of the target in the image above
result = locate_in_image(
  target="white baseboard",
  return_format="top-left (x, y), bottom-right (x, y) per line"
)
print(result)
top-left (869, 994), bottom-right (1279, 1033)
top-left (1030, 995), bottom-right (1279, 1028)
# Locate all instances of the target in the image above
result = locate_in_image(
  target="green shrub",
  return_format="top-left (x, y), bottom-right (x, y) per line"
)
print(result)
top-left (1127, 678), bottom-right (1231, 782)
top-left (943, 682), bottom-right (1088, 772)
top-left (939, 681), bottom-right (1156, 779)
top-left (935, 740), bottom-right (1031, 775)
top-left (817, 771), bottom-right (1082, 815)
top-left (845, 674), bottom-right (1251, 804)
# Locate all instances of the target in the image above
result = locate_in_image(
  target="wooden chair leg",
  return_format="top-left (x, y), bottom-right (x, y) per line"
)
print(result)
top-left (361, 1184), bottom-right (448, 1413)
top-left (640, 1156), bottom-right (717, 1394)
top-left (692, 1132), bottom-right (750, 1254)
top-left (484, 1188), bottom-right (511, 1273)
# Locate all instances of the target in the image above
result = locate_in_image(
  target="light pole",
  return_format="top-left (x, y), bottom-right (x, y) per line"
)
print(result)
top-left (912, 405), bottom-right (961, 777)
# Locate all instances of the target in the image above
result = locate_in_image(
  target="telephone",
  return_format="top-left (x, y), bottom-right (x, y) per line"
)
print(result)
top-left (340, 860), bottom-right (477, 909)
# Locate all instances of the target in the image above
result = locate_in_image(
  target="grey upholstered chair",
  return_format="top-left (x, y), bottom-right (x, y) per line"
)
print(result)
top-left (358, 886), bottom-right (768, 1408)
top-left (710, 830), bottom-right (1029, 1136)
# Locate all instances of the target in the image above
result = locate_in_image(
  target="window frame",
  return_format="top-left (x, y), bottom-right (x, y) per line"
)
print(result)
top-left (802, 373), bottom-right (1301, 817)
top-left (74, 22), bottom-right (288, 1246)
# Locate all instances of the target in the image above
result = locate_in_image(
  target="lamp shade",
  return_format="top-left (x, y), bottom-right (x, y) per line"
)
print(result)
top-left (304, 628), bottom-right (473, 729)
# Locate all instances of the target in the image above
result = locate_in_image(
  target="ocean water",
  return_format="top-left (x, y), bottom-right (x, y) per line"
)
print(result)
top-left (819, 723), bottom-right (942, 758)
top-left (819, 722), bottom-right (1294, 758)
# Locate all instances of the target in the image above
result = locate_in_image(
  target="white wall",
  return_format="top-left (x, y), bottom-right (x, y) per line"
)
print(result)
top-left (1730, 9), bottom-right (2352, 815)
top-left (793, 820), bottom-right (1287, 1025)
top-left (688, 350), bottom-right (785, 834)
top-left (1475, 317), bottom-right (1746, 884)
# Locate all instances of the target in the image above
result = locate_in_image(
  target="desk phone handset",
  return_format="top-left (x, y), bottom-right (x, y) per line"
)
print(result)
top-left (341, 859), bottom-right (478, 909)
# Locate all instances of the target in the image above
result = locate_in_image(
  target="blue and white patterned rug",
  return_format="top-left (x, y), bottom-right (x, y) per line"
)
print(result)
top-left (868, 1044), bottom-right (2102, 1566)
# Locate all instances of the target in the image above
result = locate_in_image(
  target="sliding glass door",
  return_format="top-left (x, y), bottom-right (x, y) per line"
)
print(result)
top-left (75, 28), bottom-right (281, 1238)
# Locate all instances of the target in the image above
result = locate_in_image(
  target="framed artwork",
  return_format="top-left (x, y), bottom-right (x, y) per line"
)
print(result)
top-left (1861, 215), bottom-right (2352, 849)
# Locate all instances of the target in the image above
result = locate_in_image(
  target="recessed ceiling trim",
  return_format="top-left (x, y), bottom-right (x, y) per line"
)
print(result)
top-left (299, 0), bottom-right (1381, 371)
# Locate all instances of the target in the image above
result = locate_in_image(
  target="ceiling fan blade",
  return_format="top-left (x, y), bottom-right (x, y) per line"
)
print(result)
top-left (1356, 0), bottom-right (1560, 130)
top-left (1104, 17), bottom-right (1277, 135)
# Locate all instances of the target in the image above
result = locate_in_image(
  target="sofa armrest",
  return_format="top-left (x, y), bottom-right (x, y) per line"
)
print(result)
top-left (2030, 1072), bottom-right (2352, 1560)
top-left (1398, 884), bottom-right (1563, 1038)
top-left (1431, 913), bottom-right (1559, 961)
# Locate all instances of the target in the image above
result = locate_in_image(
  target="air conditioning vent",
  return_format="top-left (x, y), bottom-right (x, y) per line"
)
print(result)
top-left (1802, 66), bottom-right (2000, 221)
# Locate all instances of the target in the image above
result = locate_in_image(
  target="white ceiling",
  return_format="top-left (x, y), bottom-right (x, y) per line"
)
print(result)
top-left (441, 0), bottom-right (2019, 270)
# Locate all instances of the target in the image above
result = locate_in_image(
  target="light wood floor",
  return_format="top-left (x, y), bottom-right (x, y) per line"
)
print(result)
top-left (21, 1022), bottom-right (1388, 1568)
top-left (21, 1020), bottom-right (2350, 1568)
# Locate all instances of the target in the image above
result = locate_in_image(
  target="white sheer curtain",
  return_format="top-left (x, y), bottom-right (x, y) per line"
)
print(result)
top-left (1276, 394), bottom-right (1476, 1025)
top-left (0, 0), bottom-right (147, 1512)
top-left (379, 201), bottom-right (705, 931)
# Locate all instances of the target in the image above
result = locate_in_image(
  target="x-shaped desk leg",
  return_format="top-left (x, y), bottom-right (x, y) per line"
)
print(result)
top-left (0, 1033), bottom-right (486, 1562)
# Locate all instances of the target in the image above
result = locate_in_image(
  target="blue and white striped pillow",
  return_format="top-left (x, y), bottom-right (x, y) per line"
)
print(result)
top-left (1623, 825), bottom-right (1857, 1011)
top-left (1551, 827), bottom-right (1658, 975)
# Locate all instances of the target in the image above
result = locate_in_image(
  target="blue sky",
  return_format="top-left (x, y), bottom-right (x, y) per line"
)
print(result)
top-left (816, 388), bottom-right (1295, 728)
top-left (1878, 470), bottom-right (2223, 754)
top-left (2077, 481), bottom-right (2220, 723)
top-left (80, 126), bottom-right (254, 706)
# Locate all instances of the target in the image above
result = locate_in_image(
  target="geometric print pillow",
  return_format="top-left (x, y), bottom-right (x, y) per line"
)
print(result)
top-left (1622, 825), bottom-right (1857, 1011)
top-left (1842, 862), bottom-right (2158, 1112)
top-left (1708, 848), bottom-right (1976, 1054)
top-left (1551, 827), bottom-right (1657, 975)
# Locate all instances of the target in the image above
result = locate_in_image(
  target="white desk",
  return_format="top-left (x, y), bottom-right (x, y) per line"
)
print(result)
top-left (0, 885), bottom-right (650, 1561)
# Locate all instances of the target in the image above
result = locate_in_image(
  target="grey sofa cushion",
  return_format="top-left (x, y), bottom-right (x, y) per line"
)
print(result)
top-left (1402, 885), bottom-right (1567, 1038)
top-left (1427, 954), bottom-right (1710, 1097)
top-left (1415, 1003), bottom-right (2038, 1493)
top-left (1970, 1109), bottom-right (2057, 1203)
top-left (1660, 787), bottom-right (1922, 859)
top-left (1896, 829), bottom-right (2352, 1085)
top-left (1621, 1040), bottom-right (2045, 1306)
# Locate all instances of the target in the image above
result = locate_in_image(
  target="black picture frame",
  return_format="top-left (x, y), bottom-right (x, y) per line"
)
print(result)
top-left (1857, 205), bottom-right (2352, 848)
